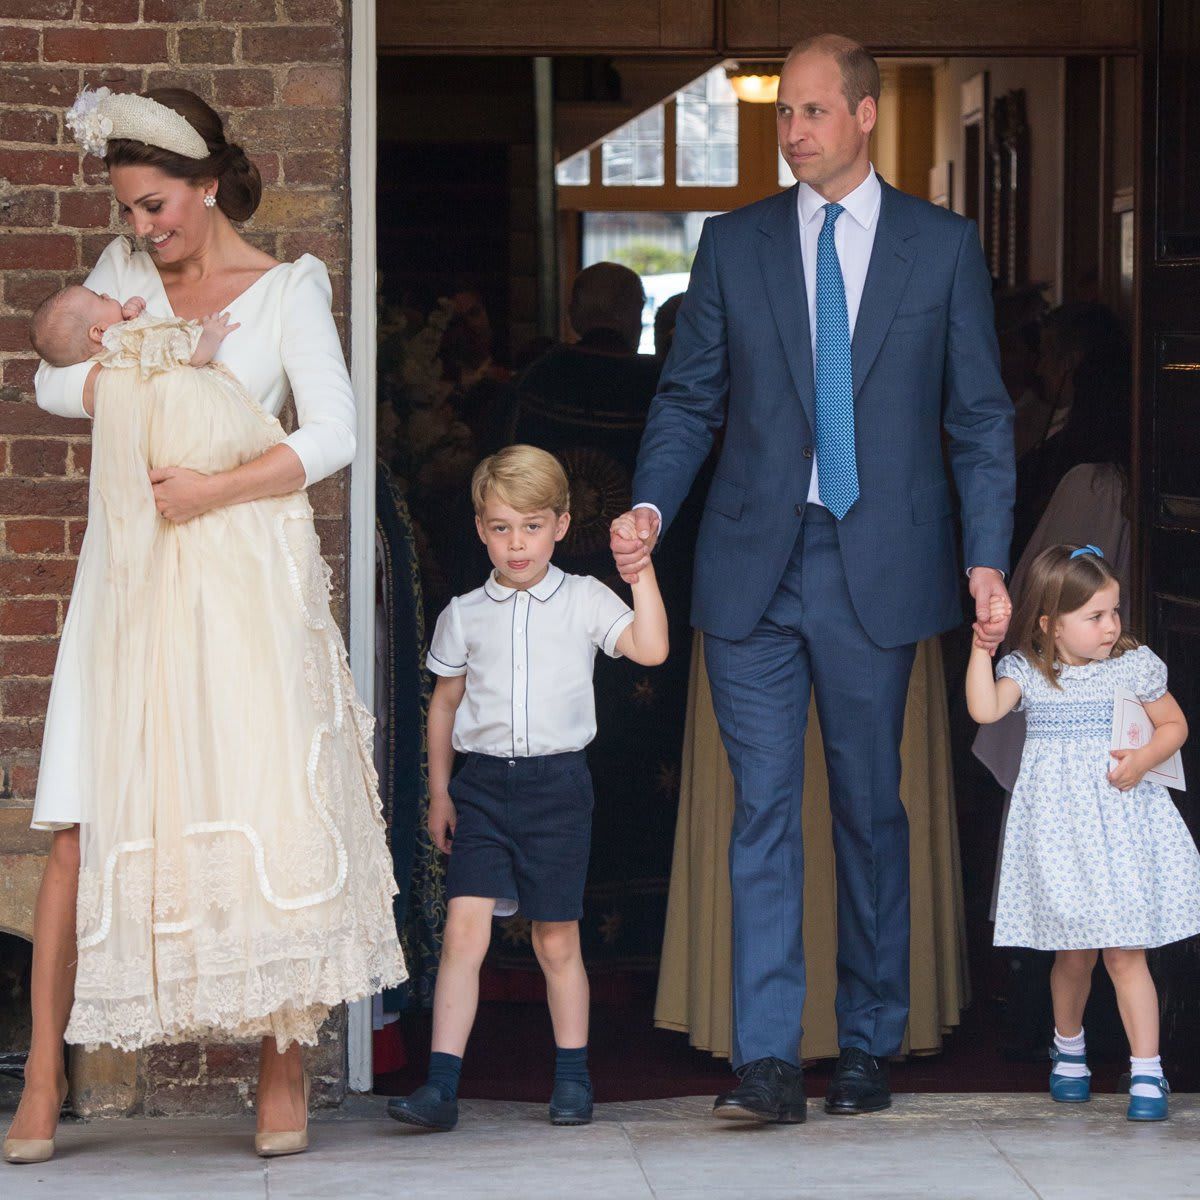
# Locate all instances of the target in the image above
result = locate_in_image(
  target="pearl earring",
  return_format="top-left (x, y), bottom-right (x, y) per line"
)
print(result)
top-left (203, 194), bottom-right (216, 208)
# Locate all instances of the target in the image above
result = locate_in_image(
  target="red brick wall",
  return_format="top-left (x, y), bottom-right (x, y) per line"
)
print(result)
top-left (1, 3), bottom-right (354, 1109)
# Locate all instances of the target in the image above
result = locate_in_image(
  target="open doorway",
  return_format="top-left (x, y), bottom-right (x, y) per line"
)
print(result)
top-left (368, 47), bottom-right (1150, 1102)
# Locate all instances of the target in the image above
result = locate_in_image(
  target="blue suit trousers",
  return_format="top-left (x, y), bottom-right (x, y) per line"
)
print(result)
top-left (704, 505), bottom-right (916, 1067)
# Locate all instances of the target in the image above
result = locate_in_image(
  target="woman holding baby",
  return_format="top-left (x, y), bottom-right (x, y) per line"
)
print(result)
top-left (4, 85), bottom-right (405, 1164)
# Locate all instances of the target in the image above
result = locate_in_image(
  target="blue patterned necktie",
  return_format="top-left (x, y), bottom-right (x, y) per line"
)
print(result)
top-left (814, 202), bottom-right (859, 519)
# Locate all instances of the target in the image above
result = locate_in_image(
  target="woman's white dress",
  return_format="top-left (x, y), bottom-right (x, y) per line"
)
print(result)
top-left (32, 239), bottom-right (406, 1049)
top-left (34, 235), bottom-right (357, 831)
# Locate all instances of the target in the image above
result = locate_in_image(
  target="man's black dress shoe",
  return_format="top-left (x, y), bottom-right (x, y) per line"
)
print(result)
top-left (549, 1079), bottom-right (594, 1126)
top-left (387, 1084), bottom-right (459, 1131)
top-left (713, 1057), bottom-right (807, 1124)
top-left (824, 1047), bottom-right (891, 1114)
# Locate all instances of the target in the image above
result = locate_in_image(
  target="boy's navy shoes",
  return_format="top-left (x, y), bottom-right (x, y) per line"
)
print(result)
top-left (549, 1079), bottom-right (594, 1125)
top-left (713, 1057), bottom-right (807, 1124)
top-left (824, 1047), bottom-right (891, 1114)
top-left (387, 1085), bottom-right (458, 1132)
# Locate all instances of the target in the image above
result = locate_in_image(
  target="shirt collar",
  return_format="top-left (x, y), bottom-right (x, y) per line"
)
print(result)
top-left (796, 165), bottom-right (881, 232)
top-left (483, 561), bottom-right (565, 603)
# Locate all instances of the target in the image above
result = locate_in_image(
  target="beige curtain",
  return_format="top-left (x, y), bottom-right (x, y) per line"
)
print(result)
top-left (654, 632), bottom-right (969, 1060)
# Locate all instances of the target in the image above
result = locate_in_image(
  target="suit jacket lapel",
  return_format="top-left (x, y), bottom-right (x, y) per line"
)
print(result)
top-left (757, 186), bottom-right (816, 431)
top-left (851, 180), bottom-right (917, 398)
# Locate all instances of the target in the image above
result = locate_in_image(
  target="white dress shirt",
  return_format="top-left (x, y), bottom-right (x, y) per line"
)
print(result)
top-left (796, 166), bottom-right (882, 505)
top-left (427, 563), bottom-right (634, 758)
top-left (636, 168), bottom-right (881, 524)
top-left (33, 236), bottom-right (357, 487)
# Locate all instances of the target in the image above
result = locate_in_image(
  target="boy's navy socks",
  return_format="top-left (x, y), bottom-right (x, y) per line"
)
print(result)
top-left (427, 1051), bottom-right (463, 1102)
top-left (555, 1045), bottom-right (590, 1086)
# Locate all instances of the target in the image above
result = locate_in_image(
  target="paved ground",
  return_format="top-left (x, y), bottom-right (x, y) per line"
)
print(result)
top-left (4, 1093), bottom-right (1199, 1198)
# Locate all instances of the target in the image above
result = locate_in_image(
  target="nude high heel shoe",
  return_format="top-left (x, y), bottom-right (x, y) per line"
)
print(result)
top-left (3, 1078), bottom-right (69, 1165)
top-left (255, 1072), bottom-right (310, 1158)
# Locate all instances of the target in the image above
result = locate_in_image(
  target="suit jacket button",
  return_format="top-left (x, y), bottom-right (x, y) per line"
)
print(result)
top-left (802, 445), bottom-right (814, 459)
top-left (795, 503), bottom-right (804, 516)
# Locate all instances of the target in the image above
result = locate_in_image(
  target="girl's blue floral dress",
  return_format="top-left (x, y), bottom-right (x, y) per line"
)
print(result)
top-left (993, 646), bottom-right (1200, 950)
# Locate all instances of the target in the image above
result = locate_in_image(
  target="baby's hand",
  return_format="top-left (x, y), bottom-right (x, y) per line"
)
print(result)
top-left (121, 295), bottom-right (147, 320)
top-left (1108, 748), bottom-right (1149, 792)
top-left (610, 515), bottom-right (638, 544)
top-left (986, 594), bottom-right (1012, 625)
top-left (190, 310), bottom-right (240, 366)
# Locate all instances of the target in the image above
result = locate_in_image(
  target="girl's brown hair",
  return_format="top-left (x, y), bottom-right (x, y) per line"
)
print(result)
top-left (1010, 544), bottom-right (1139, 686)
top-left (104, 88), bottom-right (262, 222)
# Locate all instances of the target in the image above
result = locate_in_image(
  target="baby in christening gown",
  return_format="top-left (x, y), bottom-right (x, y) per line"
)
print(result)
top-left (29, 288), bottom-right (406, 1052)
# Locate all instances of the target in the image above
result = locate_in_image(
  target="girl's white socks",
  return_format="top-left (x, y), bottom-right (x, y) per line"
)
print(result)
top-left (1130, 1054), bottom-right (1164, 1099)
top-left (1052, 1028), bottom-right (1089, 1078)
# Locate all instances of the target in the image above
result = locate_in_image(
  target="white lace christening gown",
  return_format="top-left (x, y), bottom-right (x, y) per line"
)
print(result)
top-left (63, 315), bottom-right (406, 1051)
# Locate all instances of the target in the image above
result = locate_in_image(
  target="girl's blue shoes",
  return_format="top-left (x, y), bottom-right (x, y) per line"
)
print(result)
top-left (1127, 1075), bottom-right (1169, 1122)
top-left (1048, 1048), bottom-right (1091, 1103)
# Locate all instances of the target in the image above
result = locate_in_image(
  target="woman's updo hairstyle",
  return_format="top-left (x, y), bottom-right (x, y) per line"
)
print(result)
top-left (104, 88), bottom-right (262, 222)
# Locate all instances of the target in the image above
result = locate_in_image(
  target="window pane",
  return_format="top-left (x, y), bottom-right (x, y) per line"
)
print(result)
top-left (676, 144), bottom-right (706, 186)
top-left (555, 149), bottom-right (590, 187)
top-left (635, 142), bottom-right (664, 186)
top-left (636, 105), bottom-right (663, 139)
top-left (709, 104), bottom-right (737, 142)
top-left (708, 143), bottom-right (737, 186)
top-left (602, 140), bottom-right (634, 185)
top-left (674, 66), bottom-right (739, 188)
top-left (677, 98), bottom-right (707, 143)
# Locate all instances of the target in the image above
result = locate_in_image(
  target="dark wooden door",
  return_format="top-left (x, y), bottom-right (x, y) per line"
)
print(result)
top-left (1140, 0), bottom-right (1200, 1081)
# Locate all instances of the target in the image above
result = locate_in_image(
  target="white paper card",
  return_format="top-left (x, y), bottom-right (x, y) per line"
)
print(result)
top-left (1110, 687), bottom-right (1186, 791)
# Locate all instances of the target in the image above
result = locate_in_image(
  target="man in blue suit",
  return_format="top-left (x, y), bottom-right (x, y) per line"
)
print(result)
top-left (611, 34), bottom-right (1014, 1122)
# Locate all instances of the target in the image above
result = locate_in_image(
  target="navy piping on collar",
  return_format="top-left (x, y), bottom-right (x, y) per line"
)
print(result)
top-left (484, 565), bottom-right (567, 604)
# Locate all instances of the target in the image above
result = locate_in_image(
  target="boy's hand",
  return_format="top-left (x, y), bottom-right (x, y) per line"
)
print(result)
top-left (191, 310), bottom-right (240, 366)
top-left (121, 295), bottom-right (147, 320)
top-left (1108, 748), bottom-right (1150, 792)
top-left (428, 793), bottom-right (456, 855)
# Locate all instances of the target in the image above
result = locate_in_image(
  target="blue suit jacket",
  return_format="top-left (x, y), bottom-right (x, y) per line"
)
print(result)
top-left (632, 179), bottom-right (1015, 648)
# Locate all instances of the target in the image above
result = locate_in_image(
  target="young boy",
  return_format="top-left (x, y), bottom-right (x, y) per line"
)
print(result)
top-left (388, 445), bottom-right (668, 1131)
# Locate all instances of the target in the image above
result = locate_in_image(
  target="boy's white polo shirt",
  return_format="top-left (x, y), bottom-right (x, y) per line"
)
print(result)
top-left (427, 563), bottom-right (634, 758)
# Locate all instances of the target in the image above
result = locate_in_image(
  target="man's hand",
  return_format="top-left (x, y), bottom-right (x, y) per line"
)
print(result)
top-left (120, 295), bottom-right (147, 320)
top-left (149, 466), bottom-right (218, 523)
top-left (428, 793), bottom-right (456, 855)
top-left (190, 310), bottom-right (240, 367)
top-left (610, 507), bottom-right (661, 584)
top-left (969, 567), bottom-right (1011, 656)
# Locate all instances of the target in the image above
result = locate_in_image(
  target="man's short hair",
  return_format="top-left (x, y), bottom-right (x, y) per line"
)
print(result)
top-left (568, 262), bottom-right (645, 341)
top-left (471, 444), bottom-right (571, 517)
top-left (785, 33), bottom-right (880, 113)
top-left (29, 285), bottom-right (95, 367)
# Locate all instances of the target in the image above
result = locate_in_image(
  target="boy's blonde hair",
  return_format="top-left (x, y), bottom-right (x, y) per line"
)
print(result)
top-left (1011, 544), bottom-right (1139, 686)
top-left (471, 444), bottom-right (570, 517)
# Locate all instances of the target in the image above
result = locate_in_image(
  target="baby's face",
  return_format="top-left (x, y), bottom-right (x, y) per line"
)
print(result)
top-left (75, 288), bottom-right (126, 334)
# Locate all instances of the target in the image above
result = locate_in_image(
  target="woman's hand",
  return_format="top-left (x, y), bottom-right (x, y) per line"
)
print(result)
top-left (149, 466), bottom-right (220, 523)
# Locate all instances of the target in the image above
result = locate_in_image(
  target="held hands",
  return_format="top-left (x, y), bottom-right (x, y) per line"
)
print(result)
top-left (972, 592), bottom-right (1013, 652)
top-left (120, 295), bottom-right (147, 320)
top-left (190, 310), bottom-right (240, 367)
top-left (610, 507), bottom-right (661, 584)
top-left (969, 568), bottom-right (1012, 656)
top-left (1108, 748), bottom-right (1150, 792)
top-left (427, 792), bottom-right (456, 855)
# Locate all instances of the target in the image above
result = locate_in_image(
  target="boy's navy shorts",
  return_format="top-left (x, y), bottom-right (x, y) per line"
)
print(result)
top-left (446, 750), bottom-right (594, 922)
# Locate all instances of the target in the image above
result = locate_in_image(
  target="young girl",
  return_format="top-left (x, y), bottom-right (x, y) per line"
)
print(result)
top-left (967, 544), bottom-right (1198, 1121)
